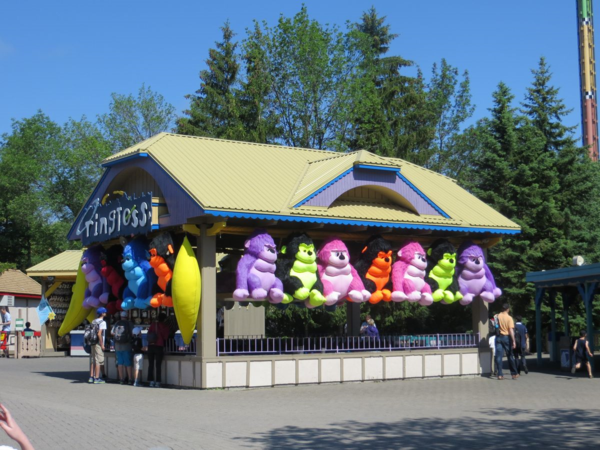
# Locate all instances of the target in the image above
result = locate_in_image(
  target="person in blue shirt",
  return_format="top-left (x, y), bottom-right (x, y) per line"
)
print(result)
top-left (514, 315), bottom-right (528, 375)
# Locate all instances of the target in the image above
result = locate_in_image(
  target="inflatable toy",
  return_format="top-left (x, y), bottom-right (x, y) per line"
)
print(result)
top-left (317, 237), bottom-right (370, 306)
top-left (456, 241), bottom-right (502, 305)
top-left (172, 235), bottom-right (201, 345)
top-left (81, 246), bottom-right (110, 309)
top-left (425, 239), bottom-right (462, 304)
top-left (233, 229), bottom-right (284, 304)
top-left (355, 235), bottom-right (393, 304)
top-left (121, 236), bottom-right (158, 310)
top-left (275, 233), bottom-right (326, 308)
top-left (100, 244), bottom-right (126, 311)
top-left (148, 232), bottom-right (176, 307)
top-left (58, 261), bottom-right (89, 337)
top-left (391, 241), bottom-right (433, 306)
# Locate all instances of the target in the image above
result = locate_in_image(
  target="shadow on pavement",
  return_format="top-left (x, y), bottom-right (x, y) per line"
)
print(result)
top-left (33, 371), bottom-right (90, 383)
top-left (237, 408), bottom-right (600, 449)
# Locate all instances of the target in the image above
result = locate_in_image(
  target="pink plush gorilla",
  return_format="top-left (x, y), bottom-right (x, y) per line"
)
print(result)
top-left (233, 229), bottom-right (284, 304)
top-left (317, 238), bottom-right (370, 306)
top-left (456, 242), bottom-right (501, 305)
top-left (391, 241), bottom-right (433, 306)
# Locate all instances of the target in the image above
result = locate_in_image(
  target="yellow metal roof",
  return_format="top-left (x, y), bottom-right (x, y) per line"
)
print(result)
top-left (100, 133), bottom-right (520, 234)
top-left (0, 269), bottom-right (41, 296)
top-left (27, 250), bottom-right (83, 278)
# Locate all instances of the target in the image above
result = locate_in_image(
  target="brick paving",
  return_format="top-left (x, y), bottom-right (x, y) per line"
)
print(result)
top-left (0, 356), bottom-right (599, 449)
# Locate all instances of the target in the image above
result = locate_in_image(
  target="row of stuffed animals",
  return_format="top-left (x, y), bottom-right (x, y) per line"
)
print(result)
top-left (233, 230), bottom-right (502, 308)
top-left (80, 232), bottom-right (178, 314)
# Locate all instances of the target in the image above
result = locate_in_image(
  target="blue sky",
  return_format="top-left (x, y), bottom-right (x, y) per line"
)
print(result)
top-left (0, 0), bottom-right (592, 144)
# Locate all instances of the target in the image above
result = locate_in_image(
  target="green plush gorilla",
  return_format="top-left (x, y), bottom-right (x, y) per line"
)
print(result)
top-left (425, 239), bottom-right (463, 305)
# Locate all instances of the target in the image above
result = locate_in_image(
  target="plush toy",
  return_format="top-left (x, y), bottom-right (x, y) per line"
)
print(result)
top-left (233, 229), bottom-right (284, 304)
top-left (172, 235), bottom-right (201, 345)
top-left (82, 245), bottom-right (110, 309)
top-left (317, 238), bottom-right (370, 306)
top-left (121, 236), bottom-right (158, 310)
top-left (275, 232), bottom-right (326, 308)
top-left (425, 239), bottom-right (463, 305)
top-left (391, 241), bottom-right (433, 306)
top-left (148, 232), bottom-right (176, 308)
top-left (355, 235), bottom-right (394, 304)
top-left (456, 241), bottom-right (502, 305)
top-left (100, 245), bottom-right (126, 311)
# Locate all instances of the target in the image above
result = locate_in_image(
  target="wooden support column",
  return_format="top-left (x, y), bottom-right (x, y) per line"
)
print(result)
top-left (584, 282), bottom-right (597, 371)
top-left (197, 225), bottom-right (217, 359)
top-left (549, 290), bottom-right (558, 363)
top-left (562, 291), bottom-right (571, 339)
top-left (535, 287), bottom-right (545, 367)
top-left (471, 297), bottom-right (489, 347)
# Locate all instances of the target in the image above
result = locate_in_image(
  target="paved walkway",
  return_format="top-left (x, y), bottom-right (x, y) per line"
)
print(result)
top-left (0, 357), bottom-right (598, 449)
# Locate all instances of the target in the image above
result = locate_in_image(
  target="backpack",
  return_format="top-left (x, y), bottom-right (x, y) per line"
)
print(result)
top-left (493, 314), bottom-right (501, 337)
top-left (84, 321), bottom-right (100, 345)
top-left (514, 326), bottom-right (522, 351)
top-left (113, 321), bottom-right (132, 344)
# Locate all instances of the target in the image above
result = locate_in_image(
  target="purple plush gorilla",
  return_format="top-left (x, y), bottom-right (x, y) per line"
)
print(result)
top-left (82, 245), bottom-right (110, 309)
top-left (121, 236), bottom-right (158, 310)
top-left (233, 229), bottom-right (284, 304)
top-left (455, 242), bottom-right (502, 305)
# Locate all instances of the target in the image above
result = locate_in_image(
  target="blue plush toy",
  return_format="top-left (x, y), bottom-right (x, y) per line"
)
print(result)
top-left (121, 236), bottom-right (157, 310)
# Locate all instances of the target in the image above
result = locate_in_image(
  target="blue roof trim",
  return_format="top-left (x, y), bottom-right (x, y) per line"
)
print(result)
top-left (203, 209), bottom-right (521, 235)
top-left (396, 172), bottom-right (450, 219)
top-left (293, 168), bottom-right (353, 208)
top-left (102, 152), bottom-right (149, 167)
top-left (354, 164), bottom-right (400, 173)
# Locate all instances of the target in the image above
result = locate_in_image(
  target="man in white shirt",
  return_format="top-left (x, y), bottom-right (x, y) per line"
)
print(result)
top-left (0, 307), bottom-right (11, 358)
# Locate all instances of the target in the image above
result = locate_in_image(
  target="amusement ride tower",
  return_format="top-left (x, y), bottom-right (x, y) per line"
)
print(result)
top-left (577, 0), bottom-right (599, 161)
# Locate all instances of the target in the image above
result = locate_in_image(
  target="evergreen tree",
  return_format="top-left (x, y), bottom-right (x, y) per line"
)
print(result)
top-left (177, 21), bottom-right (244, 139)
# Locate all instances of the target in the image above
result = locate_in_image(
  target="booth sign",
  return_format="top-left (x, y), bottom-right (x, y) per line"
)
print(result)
top-left (0, 295), bottom-right (14, 307)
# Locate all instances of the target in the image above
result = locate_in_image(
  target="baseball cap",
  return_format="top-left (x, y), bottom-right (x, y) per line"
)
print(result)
top-left (132, 327), bottom-right (141, 335)
top-left (96, 307), bottom-right (107, 315)
top-left (120, 311), bottom-right (128, 318)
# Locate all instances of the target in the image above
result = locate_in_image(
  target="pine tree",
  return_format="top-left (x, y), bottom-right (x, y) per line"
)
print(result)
top-left (177, 21), bottom-right (244, 139)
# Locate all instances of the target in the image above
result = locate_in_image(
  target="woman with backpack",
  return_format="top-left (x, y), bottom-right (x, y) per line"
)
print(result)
top-left (147, 313), bottom-right (170, 388)
top-left (112, 311), bottom-right (134, 385)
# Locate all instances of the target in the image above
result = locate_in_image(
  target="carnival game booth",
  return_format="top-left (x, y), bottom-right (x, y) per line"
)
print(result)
top-left (0, 269), bottom-right (42, 357)
top-left (65, 133), bottom-right (520, 388)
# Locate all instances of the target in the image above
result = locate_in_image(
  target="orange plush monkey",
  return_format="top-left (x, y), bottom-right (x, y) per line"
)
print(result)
top-left (355, 236), bottom-right (394, 304)
top-left (147, 232), bottom-right (176, 307)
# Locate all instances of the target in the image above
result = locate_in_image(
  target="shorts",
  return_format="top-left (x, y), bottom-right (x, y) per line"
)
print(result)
top-left (91, 344), bottom-right (104, 365)
top-left (116, 350), bottom-right (132, 367)
top-left (576, 354), bottom-right (589, 364)
top-left (134, 353), bottom-right (143, 371)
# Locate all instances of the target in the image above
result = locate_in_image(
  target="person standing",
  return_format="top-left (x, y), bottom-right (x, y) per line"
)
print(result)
top-left (111, 311), bottom-right (134, 385)
top-left (514, 315), bottom-right (529, 375)
top-left (0, 307), bottom-right (11, 358)
top-left (147, 313), bottom-right (170, 388)
top-left (572, 330), bottom-right (594, 378)
top-left (495, 303), bottom-right (518, 380)
top-left (23, 322), bottom-right (34, 333)
top-left (89, 307), bottom-right (107, 384)
top-left (489, 315), bottom-right (497, 377)
top-left (131, 327), bottom-right (144, 387)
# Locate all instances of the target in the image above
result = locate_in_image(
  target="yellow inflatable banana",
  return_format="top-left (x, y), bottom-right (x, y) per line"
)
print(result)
top-left (172, 236), bottom-right (201, 345)
top-left (58, 261), bottom-right (90, 337)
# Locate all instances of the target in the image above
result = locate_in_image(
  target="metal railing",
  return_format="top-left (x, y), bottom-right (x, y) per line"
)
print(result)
top-left (216, 333), bottom-right (479, 356)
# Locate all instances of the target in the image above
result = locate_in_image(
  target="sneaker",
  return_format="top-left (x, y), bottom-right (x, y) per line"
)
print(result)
top-left (154, 382), bottom-right (161, 388)
top-left (590, 374), bottom-right (594, 379)
top-left (88, 377), bottom-right (95, 384)
top-left (94, 378), bottom-right (105, 384)
top-left (571, 365), bottom-right (577, 374)
top-left (128, 380), bottom-right (134, 385)
top-left (524, 366), bottom-right (529, 374)
top-left (119, 380), bottom-right (125, 385)
top-left (149, 381), bottom-right (155, 387)
top-left (133, 381), bottom-right (140, 387)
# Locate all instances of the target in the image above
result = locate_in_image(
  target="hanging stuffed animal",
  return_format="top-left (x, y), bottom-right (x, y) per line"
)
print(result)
top-left (148, 232), bottom-right (176, 308)
top-left (275, 232), bottom-right (326, 308)
top-left (456, 241), bottom-right (502, 305)
top-left (121, 236), bottom-right (158, 310)
top-left (425, 239), bottom-right (462, 305)
top-left (391, 241), bottom-right (433, 306)
top-left (82, 245), bottom-right (110, 309)
top-left (100, 245), bottom-right (126, 312)
top-left (355, 235), bottom-right (393, 304)
top-left (233, 229), bottom-right (284, 304)
top-left (317, 237), bottom-right (370, 306)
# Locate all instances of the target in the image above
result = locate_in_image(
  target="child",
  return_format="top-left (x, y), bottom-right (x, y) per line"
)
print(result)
top-left (572, 330), bottom-right (594, 378)
top-left (132, 327), bottom-right (144, 387)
